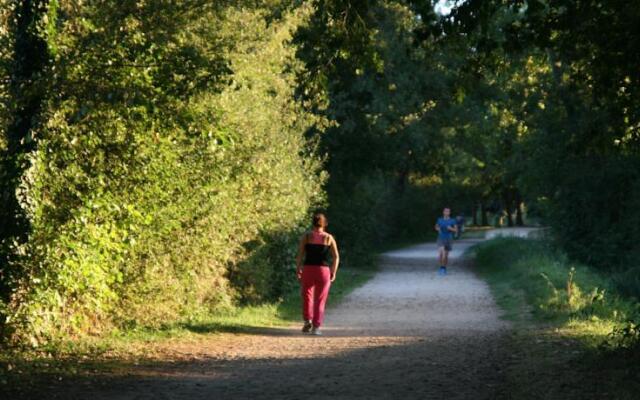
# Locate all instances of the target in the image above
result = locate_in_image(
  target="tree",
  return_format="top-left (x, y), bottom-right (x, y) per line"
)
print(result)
top-left (446, 0), bottom-right (640, 268)
top-left (0, 1), bottom-right (325, 344)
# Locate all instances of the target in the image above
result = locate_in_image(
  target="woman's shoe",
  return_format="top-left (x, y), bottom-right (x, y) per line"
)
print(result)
top-left (302, 320), bottom-right (312, 333)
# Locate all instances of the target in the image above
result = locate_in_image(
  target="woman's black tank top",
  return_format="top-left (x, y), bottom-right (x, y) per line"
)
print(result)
top-left (303, 232), bottom-right (331, 266)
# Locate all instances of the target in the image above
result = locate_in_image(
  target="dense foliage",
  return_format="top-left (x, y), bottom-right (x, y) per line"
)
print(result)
top-left (445, 0), bottom-right (640, 278)
top-left (0, 2), bottom-right (11, 148)
top-left (295, 0), bottom-right (482, 261)
top-left (297, 0), bottom-right (640, 280)
top-left (0, 1), bottom-right (324, 344)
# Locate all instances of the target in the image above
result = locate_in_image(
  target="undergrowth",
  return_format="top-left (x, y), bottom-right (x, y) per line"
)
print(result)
top-left (471, 237), bottom-right (640, 399)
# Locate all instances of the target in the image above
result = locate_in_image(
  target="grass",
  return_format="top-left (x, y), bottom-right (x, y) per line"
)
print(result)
top-left (471, 238), bottom-right (637, 331)
top-left (113, 265), bottom-right (375, 342)
top-left (459, 225), bottom-right (493, 239)
top-left (470, 237), bottom-right (640, 399)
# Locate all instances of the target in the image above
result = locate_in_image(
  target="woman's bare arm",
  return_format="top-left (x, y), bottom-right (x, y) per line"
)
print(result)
top-left (329, 236), bottom-right (340, 282)
top-left (295, 234), bottom-right (306, 281)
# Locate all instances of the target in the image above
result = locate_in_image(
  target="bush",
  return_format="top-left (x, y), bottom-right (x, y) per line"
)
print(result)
top-left (473, 237), bottom-right (639, 333)
top-left (0, 3), bottom-right (325, 345)
top-left (0, 1), bottom-right (10, 151)
top-left (542, 156), bottom-right (640, 271)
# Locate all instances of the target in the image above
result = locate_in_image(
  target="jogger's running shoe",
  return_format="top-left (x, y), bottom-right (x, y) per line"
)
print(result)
top-left (302, 320), bottom-right (312, 333)
top-left (311, 326), bottom-right (322, 336)
top-left (438, 266), bottom-right (447, 275)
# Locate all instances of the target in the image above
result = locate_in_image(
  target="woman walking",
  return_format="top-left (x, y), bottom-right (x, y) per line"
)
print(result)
top-left (296, 213), bottom-right (340, 336)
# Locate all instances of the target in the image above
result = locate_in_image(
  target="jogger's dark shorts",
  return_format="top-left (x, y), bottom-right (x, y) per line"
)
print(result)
top-left (437, 237), bottom-right (452, 252)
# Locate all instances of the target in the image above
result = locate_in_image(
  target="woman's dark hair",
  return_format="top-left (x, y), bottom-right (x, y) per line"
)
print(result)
top-left (312, 212), bottom-right (327, 228)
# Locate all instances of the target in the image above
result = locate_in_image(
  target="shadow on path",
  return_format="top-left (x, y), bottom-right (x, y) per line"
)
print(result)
top-left (6, 331), bottom-right (509, 400)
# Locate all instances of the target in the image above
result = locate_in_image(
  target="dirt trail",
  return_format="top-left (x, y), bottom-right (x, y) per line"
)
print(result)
top-left (28, 238), bottom-right (511, 400)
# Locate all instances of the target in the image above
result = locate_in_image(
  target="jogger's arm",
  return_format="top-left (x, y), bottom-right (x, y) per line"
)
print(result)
top-left (329, 236), bottom-right (340, 282)
top-left (296, 235), bottom-right (306, 281)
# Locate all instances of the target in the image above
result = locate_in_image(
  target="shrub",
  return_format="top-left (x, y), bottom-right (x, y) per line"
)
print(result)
top-left (0, 2), bottom-right (325, 345)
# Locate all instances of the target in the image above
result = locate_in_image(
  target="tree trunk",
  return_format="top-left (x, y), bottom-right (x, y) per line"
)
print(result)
top-left (481, 202), bottom-right (488, 226)
top-left (506, 208), bottom-right (514, 227)
top-left (502, 190), bottom-right (514, 227)
top-left (515, 192), bottom-right (524, 226)
top-left (1, 0), bottom-right (52, 241)
top-left (472, 204), bottom-right (478, 226)
top-left (395, 165), bottom-right (408, 194)
top-left (0, 0), bottom-right (53, 307)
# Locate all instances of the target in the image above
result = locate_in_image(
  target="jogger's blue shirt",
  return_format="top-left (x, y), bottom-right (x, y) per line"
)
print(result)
top-left (437, 217), bottom-right (457, 240)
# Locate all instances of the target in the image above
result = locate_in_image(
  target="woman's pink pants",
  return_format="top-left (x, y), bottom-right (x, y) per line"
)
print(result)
top-left (301, 266), bottom-right (331, 327)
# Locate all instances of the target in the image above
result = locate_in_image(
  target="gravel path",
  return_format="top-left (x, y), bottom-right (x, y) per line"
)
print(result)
top-left (329, 239), bottom-right (508, 337)
top-left (27, 238), bottom-right (511, 400)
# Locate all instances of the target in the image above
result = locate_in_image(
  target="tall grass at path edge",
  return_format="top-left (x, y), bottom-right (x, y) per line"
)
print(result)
top-left (470, 237), bottom-right (640, 399)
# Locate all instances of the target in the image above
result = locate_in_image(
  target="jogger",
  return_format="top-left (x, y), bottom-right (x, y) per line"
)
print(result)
top-left (296, 213), bottom-right (340, 336)
top-left (435, 207), bottom-right (457, 275)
